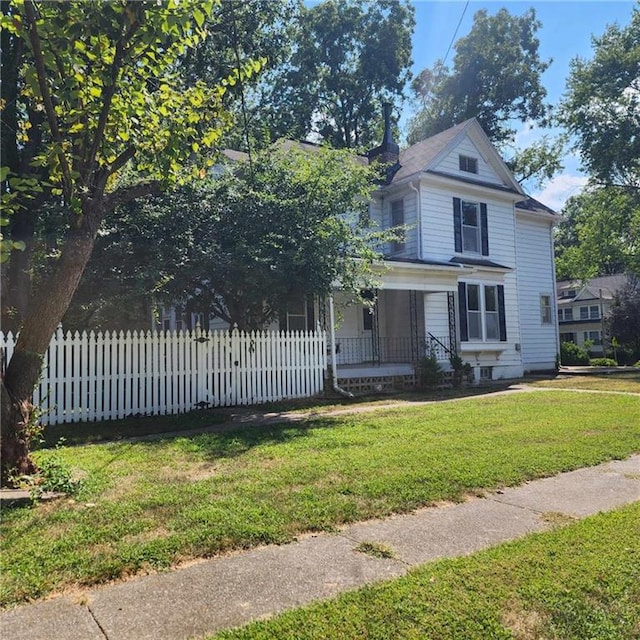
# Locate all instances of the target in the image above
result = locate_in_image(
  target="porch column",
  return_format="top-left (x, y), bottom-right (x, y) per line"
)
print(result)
top-left (447, 291), bottom-right (458, 356)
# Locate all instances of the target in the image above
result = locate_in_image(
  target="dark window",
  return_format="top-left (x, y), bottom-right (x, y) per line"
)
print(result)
top-left (459, 155), bottom-right (478, 174)
top-left (362, 308), bottom-right (373, 331)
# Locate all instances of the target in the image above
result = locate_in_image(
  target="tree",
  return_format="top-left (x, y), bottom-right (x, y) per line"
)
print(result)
top-left (268, 0), bottom-right (415, 149)
top-left (180, 0), bottom-right (300, 151)
top-left (560, 7), bottom-right (640, 190)
top-left (606, 275), bottom-right (640, 355)
top-left (407, 8), bottom-right (551, 148)
top-left (0, 0), bottom-right (263, 483)
top-left (67, 144), bottom-right (386, 332)
top-left (554, 186), bottom-right (640, 281)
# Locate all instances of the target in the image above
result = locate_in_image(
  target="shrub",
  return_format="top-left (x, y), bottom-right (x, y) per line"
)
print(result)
top-left (589, 357), bottom-right (617, 367)
top-left (416, 354), bottom-right (443, 388)
top-left (560, 341), bottom-right (590, 366)
top-left (449, 354), bottom-right (473, 387)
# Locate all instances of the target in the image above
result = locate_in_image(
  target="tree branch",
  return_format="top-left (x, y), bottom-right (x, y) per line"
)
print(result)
top-left (85, 5), bottom-right (139, 181)
top-left (95, 146), bottom-right (137, 194)
top-left (23, 0), bottom-right (73, 204)
top-left (103, 181), bottom-right (162, 213)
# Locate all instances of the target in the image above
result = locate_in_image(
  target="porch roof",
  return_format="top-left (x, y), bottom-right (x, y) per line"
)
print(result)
top-left (376, 257), bottom-right (472, 292)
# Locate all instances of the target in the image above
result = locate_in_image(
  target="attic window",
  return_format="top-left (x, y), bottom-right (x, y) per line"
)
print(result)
top-left (459, 155), bottom-right (478, 174)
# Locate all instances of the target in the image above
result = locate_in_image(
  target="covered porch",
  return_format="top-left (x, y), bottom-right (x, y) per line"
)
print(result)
top-left (327, 260), bottom-right (468, 390)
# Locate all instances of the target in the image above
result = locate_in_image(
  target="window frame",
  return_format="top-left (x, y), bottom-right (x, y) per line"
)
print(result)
top-left (583, 330), bottom-right (601, 345)
top-left (453, 198), bottom-right (488, 256)
top-left (459, 155), bottom-right (478, 174)
top-left (462, 282), bottom-right (504, 342)
top-left (540, 295), bottom-right (552, 325)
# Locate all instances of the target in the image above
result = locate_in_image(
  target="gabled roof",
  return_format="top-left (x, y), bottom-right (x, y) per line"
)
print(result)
top-left (390, 118), bottom-right (524, 196)
top-left (556, 274), bottom-right (627, 301)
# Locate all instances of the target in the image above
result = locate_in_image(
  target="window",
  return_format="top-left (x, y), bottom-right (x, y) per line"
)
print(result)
top-left (580, 306), bottom-right (589, 320)
top-left (560, 332), bottom-right (576, 343)
top-left (462, 201), bottom-right (480, 253)
top-left (459, 282), bottom-right (506, 342)
top-left (484, 285), bottom-right (499, 339)
top-left (590, 305), bottom-right (600, 319)
top-left (467, 284), bottom-right (482, 339)
top-left (390, 199), bottom-right (404, 252)
top-left (454, 198), bottom-right (488, 256)
top-left (540, 295), bottom-right (552, 324)
top-left (459, 155), bottom-right (478, 174)
top-left (286, 299), bottom-right (307, 331)
top-left (480, 366), bottom-right (493, 380)
top-left (583, 330), bottom-right (601, 345)
top-left (558, 308), bottom-right (573, 321)
top-left (561, 289), bottom-right (576, 298)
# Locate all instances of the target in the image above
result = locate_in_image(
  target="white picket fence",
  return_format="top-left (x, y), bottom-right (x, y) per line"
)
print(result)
top-left (0, 327), bottom-right (327, 425)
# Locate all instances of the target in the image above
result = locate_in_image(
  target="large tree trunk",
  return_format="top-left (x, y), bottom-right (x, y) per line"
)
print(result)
top-left (1, 215), bottom-right (101, 485)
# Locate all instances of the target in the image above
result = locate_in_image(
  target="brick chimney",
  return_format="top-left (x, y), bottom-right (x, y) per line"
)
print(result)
top-left (367, 102), bottom-right (400, 183)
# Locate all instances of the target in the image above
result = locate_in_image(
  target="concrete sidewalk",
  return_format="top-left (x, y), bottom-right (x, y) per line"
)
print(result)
top-left (2, 455), bottom-right (639, 640)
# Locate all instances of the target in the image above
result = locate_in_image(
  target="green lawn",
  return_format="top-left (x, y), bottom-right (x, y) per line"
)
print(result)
top-left (529, 372), bottom-right (640, 393)
top-left (1, 390), bottom-right (638, 608)
top-left (213, 504), bottom-right (640, 640)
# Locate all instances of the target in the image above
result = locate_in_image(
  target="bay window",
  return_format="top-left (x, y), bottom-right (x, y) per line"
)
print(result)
top-left (458, 282), bottom-right (506, 342)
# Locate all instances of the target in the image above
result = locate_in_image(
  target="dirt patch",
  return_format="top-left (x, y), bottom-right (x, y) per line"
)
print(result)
top-left (502, 601), bottom-right (552, 640)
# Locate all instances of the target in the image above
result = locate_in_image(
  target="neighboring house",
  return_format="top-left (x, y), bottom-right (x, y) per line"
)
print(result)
top-left (158, 114), bottom-right (561, 389)
top-left (556, 274), bottom-right (627, 355)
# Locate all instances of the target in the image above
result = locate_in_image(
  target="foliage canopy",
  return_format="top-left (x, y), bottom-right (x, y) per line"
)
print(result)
top-left (408, 8), bottom-right (551, 147)
top-left (560, 7), bottom-right (640, 189)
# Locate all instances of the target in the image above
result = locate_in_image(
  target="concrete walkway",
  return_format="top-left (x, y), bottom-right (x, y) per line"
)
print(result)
top-left (2, 454), bottom-right (639, 640)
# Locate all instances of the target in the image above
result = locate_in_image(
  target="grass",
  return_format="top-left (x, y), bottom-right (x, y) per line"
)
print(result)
top-left (355, 541), bottom-right (396, 559)
top-left (528, 372), bottom-right (640, 393)
top-left (38, 385), bottom-right (512, 447)
top-left (1, 390), bottom-right (638, 608)
top-left (212, 504), bottom-right (640, 640)
top-left (40, 409), bottom-right (230, 447)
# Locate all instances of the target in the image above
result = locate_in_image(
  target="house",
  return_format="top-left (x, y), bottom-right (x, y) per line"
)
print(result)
top-left (157, 113), bottom-right (561, 390)
top-left (326, 113), bottom-right (560, 390)
top-left (556, 274), bottom-right (627, 355)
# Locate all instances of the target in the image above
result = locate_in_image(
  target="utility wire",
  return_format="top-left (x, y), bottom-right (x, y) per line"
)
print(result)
top-left (442, 0), bottom-right (470, 66)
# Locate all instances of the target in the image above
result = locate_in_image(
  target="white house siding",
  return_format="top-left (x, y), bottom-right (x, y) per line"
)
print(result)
top-left (380, 189), bottom-right (418, 259)
top-left (423, 292), bottom-right (450, 341)
top-left (419, 179), bottom-right (517, 268)
top-left (515, 213), bottom-right (558, 371)
top-left (434, 137), bottom-right (503, 186)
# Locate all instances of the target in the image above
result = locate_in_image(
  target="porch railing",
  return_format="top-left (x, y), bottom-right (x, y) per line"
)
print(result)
top-left (334, 335), bottom-right (452, 365)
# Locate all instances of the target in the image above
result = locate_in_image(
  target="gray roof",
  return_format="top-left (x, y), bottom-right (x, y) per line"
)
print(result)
top-left (515, 196), bottom-right (558, 217)
top-left (392, 120), bottom-right (471, 183)
top-left (557, 274), bottom-right (628, 300)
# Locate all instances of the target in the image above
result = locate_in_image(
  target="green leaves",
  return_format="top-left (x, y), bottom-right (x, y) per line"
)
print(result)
top-left (408, 8), bottom-right (550, 146)
top-left (559, 7), bottom-right (640, 189)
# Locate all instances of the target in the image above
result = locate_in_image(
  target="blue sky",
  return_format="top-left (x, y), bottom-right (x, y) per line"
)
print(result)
top-left (402, 0), bottom-right (637, 208)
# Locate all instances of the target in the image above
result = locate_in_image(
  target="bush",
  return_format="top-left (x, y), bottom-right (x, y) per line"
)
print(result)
top-left (449, 354), bottom-right (473, 387)
top-left (416, 354), bottom-right (443, 388)
top-left (560, 341), bottom-right (590, 366)
top-left (589, 357), bottom-right (618, 367)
